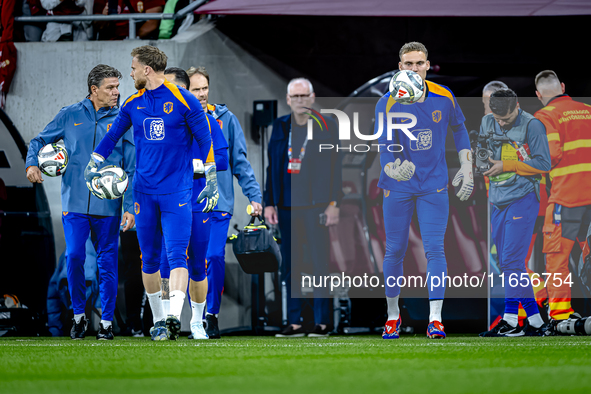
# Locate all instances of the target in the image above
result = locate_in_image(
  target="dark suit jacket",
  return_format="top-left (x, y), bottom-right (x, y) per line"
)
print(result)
top-left (264, 113), bottom-right (342, 208)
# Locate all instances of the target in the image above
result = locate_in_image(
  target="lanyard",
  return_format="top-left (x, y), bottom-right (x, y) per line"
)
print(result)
top-left (288, 124), bottom-right (309, 161)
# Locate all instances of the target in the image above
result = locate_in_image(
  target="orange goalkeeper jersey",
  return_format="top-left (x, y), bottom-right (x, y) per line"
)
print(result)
top-left (535, 95), bottom-right (591, 208)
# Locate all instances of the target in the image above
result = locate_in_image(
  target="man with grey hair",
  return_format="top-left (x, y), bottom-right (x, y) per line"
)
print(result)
top-left (483, 81), bottom-right (509, 115)
top-left (265, 78), bottom-right (342, 337)
top-left (534, 70), bottom-right (591, 322)
top-left (26, 64), bottom-right (136, 340)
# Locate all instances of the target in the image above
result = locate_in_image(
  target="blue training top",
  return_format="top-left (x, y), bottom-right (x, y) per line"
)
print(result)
top-left (192, 113), bottom-right (229, 212)
top-left (94, 80), bottom-right (214, 195)
top-left (376, 80), bottom-right (470, 193)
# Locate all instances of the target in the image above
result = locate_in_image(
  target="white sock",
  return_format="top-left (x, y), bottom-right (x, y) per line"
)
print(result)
top-left (162, 299), bottom-right (170, 316)
top-left (169, 290), bottom-right (186, 320)
top-left (74, 313), bottom-right (85, 324)
top-left (147, 291), bottom-right (165, 324)
top-left (100, 320), bottom-right (112, 329)
top-left (528, 313), bottom-right (544, 329)
top-left (429, 299), bottom-right (443, 322)
top-left (191, 301), bottom-right (206, 326)
top-left (504, 313), bottom-right (518, 327)
top-left (386, 296), bottom-right (400, 321)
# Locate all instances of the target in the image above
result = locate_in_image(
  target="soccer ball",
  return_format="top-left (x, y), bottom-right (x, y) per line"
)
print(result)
top-left (389, 70), bottom-right (425, 105)
top-left (37, 143), bottom-right (68, 176)
top-left (87, 165), bottom-right (128, 200)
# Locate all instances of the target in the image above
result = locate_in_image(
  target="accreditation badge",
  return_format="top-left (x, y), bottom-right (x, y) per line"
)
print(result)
top-left (287, 158), bottom-right (301, 174)
top-left (501, 143), bottom-right (518, 161)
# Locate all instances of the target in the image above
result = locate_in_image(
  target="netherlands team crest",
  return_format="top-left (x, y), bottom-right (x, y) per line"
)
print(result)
top-left (410, 129), bottom-right (433, 151)
top-left (216, 119), bottom-right (223, 129)
top-left (164, 102), bottom-right (173, 114)
top-left (432, 110), bottom-right (442, 123)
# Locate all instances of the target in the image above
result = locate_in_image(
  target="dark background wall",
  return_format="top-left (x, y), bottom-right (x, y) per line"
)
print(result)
top-left (216, 15), bottom-right (591, 98)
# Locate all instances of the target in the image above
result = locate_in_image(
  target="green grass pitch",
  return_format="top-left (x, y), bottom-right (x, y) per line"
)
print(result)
top-left (1, 336), bottom-right (590, 394)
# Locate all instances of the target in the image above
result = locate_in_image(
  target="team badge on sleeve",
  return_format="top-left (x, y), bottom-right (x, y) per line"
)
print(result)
top-left (144, 118), bottom-right (165, 140)
top-left (134, 202), bottom-right (140, 215)
top-left (164, 102), bottom-right (173, 114)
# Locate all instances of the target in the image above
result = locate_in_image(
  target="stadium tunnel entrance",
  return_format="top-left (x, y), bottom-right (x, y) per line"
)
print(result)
top-left (0, 108), bottom-right (55, 335)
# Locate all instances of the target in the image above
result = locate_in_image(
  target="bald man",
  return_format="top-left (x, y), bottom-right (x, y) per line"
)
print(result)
top-left (534, 70), bottom-right (591, 322)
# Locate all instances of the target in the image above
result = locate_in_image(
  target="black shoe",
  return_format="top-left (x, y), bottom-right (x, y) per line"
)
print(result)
top-left (165, 315), bottom-right (181, 340)
top-left (96, 323), bottom-right (114, 340)
top-left (70, 317), bottom-right (88, 340)
top-left (205, 314), bottom-right (221, 339)
top-left (479, 319), bottom-right (524, 337)
top-left (524, 321), bottom-right (554, 337)
top-left (308, 324), bottom-right (332, 337)
top-left (275, 325), bottom-right (306, 338)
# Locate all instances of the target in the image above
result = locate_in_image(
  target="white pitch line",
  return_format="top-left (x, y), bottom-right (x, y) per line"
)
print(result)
top-left (1, 340), bottom-right (590, 348)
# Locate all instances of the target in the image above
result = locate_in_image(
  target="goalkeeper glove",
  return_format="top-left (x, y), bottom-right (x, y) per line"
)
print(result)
top-left (84, 153), bottom-right (105, 198)
top-left (197, 163), bottom-right (219, 213)
top-left (452, 149), bottom-right (474, 201)
top-left (384, 158), bottom-right (415, 181)
top-left (84, 153), bottom-right (104, 182)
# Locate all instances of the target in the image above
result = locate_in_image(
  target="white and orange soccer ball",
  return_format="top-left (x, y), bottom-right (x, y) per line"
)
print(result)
top-left (37, 143), bottom-right (68, 176)
top-left (389, 70), bottom-right (425, 105)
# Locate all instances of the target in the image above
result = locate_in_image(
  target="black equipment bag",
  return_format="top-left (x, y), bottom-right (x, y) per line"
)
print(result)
top-left (231, 215), bottom-right (281, 274)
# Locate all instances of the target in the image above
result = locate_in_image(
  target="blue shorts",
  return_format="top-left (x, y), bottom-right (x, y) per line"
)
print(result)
top-left (160, 211), bottom-right (211, 281)
top-left (382, 189), bottom-right (449, 299)
top-left (135, 189), bottom-right (191, 275)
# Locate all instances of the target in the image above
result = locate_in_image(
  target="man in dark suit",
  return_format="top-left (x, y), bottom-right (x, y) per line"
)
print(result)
top-left (264, 78), bottom-right (342, 337)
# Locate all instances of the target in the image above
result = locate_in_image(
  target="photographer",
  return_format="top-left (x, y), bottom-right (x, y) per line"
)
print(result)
top-left (478, 89), bottom-right (551, 337)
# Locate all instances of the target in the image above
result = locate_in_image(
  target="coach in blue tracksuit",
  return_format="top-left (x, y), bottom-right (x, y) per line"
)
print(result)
top-left (187, 66), bottom-right (262, 339)
top-left (26, 64), bottom-right (135, 340)
top-left (479, 89), bottom-right (551, 337)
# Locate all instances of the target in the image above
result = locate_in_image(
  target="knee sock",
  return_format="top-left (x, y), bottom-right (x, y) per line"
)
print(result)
top-left (190, 301), bottom-right (206, 327)
top-left (162, 299), bottom-right (170, 316)
top-left (169, 290), bottom-right (186, 320)
top-left (528, 313), bottom-right (544, 329)
top-left (386, 296), bottom-right (400, 321)
top-left (147, 291), bottom-right (164, 324)
top-left (503, 313), bottom-right (518, 327)
top-left (429, 299), bottom-right (443, 322)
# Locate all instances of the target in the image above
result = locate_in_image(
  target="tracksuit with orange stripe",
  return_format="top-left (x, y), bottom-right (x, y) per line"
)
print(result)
top-left (481, 110), bottom-right (551, 320)
top-left (377, 81), bottom-right (471, 301)
top-left (94, 80), bottom-right (214, 276)
top-left (535, 94), bottom-right (591, 320)
top-left (26, 98), bottom-right (135, 323)
top-left (159, 113), bottom-right (228, 282)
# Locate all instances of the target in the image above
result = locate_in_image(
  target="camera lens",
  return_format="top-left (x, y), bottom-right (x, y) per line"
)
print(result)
top-left (476, 149), bottom-right (489, 161)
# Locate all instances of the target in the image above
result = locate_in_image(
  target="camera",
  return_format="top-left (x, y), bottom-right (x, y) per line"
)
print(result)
top-left (469, 130), bottom-right (493, 176)
top-left (554, 313), bottom-right (591, 336)
top-left (474, 143), bottom-right (493, 176)
top-left (471, 129), bottom-right (511, 176)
